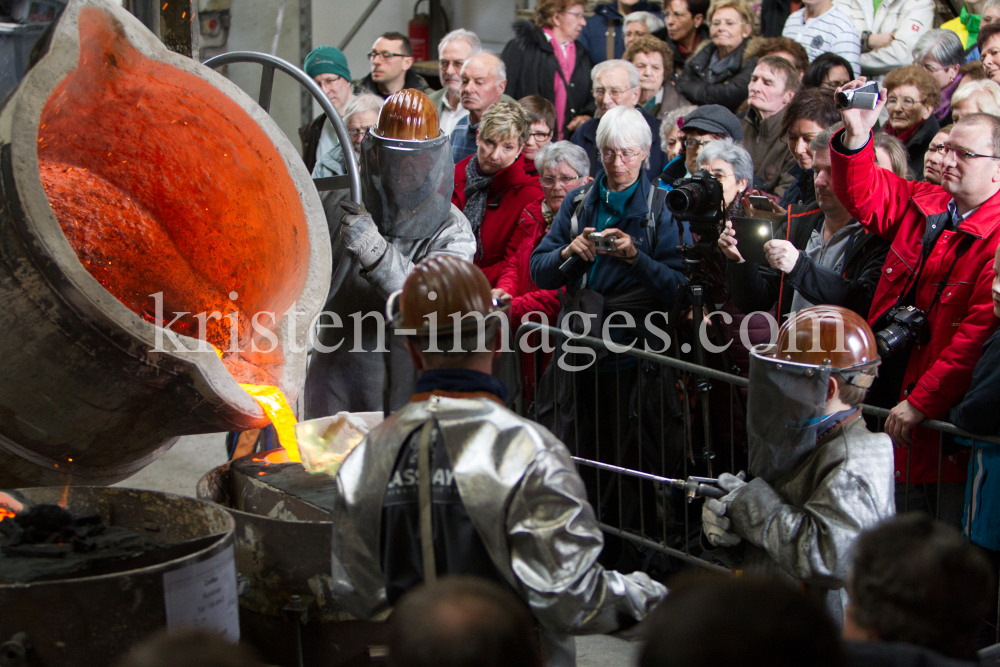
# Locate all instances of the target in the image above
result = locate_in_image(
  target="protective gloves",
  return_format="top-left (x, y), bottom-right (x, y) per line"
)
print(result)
top-left (701, 471), bottom-right (747, 548)
top-left (339, 200), bottom-right (388, 270)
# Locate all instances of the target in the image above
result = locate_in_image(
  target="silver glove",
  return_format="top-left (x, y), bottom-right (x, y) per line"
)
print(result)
top-left (340, 200), bottom-right (387, 270)
top-left (702, 499), bottom-right (742, 548)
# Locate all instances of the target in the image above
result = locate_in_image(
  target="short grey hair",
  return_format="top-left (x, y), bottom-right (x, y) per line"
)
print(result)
top-left (912, 29), bottom-right (964, 68)
top-left (342, 93), bottom-right (383, 121)
top-left (461, 53), bottom-right (507, 83)
top-left (596, 105), bottom-right (652, 154)
top-left (809, 121), bottom-right (844, 152)
top-left (534, 141), bottom-right (591, 178)
top-left (591, 59), bottom-right (642, 89)
top-left (660, 104), bottom-right (698, 151)
top-left (696, 138), bottom-right (753, 184)
top-left (952, 79), bottom-right (1000, 116)
top-left (438, 29), bottom-right (482, 56)
top-left (624, 11), bottom-right (666, 33)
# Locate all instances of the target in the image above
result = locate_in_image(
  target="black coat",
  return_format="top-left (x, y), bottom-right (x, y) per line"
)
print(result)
top-left (674, 39), bottom-right (755, 112)
top-left (728, 205), bottom-right (890, 321)
top-left (569, 105), bottom-right (666, 184)
top-left (500, 21), bottom-right (596, 134)
top-left (653, 24), bottom-right (711, 80)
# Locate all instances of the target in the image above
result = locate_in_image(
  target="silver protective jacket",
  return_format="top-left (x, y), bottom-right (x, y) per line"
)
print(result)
top-left (303, 191), bottom-right (475, 417)
top-left (719, 416), bottom-right (895, 624)
top-left (330, 394), bottom-right (667, 635)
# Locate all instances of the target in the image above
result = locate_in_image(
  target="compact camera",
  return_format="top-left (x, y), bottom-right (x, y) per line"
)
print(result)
top-left (836, 81), bottom-right (881, 110)
top-left (589, 232), bottom-right (618, 252)
top-left (875, 305), bottom-right (928, 357)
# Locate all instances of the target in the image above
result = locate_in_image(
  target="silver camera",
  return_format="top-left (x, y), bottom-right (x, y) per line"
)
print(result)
top-left (836, 81), bottom-right (880, 110)
top-left (589, 232), bottom-right (618, 252)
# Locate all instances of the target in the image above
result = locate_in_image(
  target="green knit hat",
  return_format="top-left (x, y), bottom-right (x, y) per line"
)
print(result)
top-left (305, 46), bottom-right (351, 81)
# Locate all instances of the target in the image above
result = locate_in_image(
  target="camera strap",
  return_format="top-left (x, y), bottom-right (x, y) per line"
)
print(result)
top-left (569, 181), bottom-right (663, 255)
top-left (896, 224), bottom-right (974, 315)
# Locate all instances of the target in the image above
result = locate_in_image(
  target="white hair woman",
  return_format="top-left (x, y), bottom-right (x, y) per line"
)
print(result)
top-left (311, 93), bottom-right (383, 179)
top-left (696, 137), bottom-right (753, 213)
top-left (950, 78), bottom-right (1000, 121)
top-left (912, 29), bottom-right (966, 125)
top-left (623, 11), bottom-right (666, 46)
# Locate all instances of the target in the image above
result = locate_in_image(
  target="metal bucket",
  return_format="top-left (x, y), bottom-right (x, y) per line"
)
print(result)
top-left (0, 486), bottom-right (238, 667)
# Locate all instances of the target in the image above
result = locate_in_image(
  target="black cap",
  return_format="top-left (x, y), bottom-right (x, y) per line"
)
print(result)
top-left (681, 105), bottom-right (744, 142)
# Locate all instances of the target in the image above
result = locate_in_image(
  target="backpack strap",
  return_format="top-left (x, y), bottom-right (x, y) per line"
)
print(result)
top-left (569, 183), bottom-right (595, 237)
top-left (644, 184), bottom-right (667, 255)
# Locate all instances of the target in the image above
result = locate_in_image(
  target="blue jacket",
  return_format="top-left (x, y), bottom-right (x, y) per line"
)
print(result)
top-left (570, 106), bottom-right (666, 185)
top-left (577, 1), bottom-right (664, 63)
top-left (950, 327), bottom-right (1000, 551)
top-left (529, 173), bottom-right (688, 307)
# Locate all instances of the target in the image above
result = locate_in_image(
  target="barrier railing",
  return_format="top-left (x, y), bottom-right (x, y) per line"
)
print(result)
top-left (512, 320), bottom-right (1000, 641)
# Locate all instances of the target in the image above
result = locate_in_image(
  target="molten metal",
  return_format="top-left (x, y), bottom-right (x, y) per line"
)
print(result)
top-left (238, 384), bottom-right (301, 463)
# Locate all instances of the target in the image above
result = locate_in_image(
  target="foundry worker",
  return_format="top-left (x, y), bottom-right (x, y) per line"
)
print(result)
top-left (304, 89), bottom-right (475, 418)
top-left (329, 256), bottom-right (667, 667)
top-left (701, 306), bottom-right (896, 625)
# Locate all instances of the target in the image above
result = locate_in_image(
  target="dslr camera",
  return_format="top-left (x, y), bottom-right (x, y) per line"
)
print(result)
top-left (667, 169), bottom-right (726, 227)
top-left (875, 305), bottom-right (928, 357)
top-left (836, 81), bottom-right (880, 110)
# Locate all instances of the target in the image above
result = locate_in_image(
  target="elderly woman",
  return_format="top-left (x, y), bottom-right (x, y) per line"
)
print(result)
top-left (625, 35), bottom-right (688, 118)
top-left (778, 88), bottom-right (842, 207)
top-left (980, 23), bottom-right (1000, 85)
top-left (311, 94), bottom-right (383, 178)
top-left (880, 65), bottom-right (941, 177)
top-left (452, 102), bottom-right (543, 285)
top-left (675, 0), bottom-right (756, 112)
top-left (530, 106), bottom-right (688, 523)
top-left (660, 103), bottom-right (698, 162)
top-left (624, 11), bottom-right (667, 47)
top-left (493, 142), bottom-right (592, 401)
top-left (922, 124), bottom-right (952, 185)
top-left (518, 95), bottom-right (556, 175)
top-left (501, 0), bottom-right (595, 140)
top-left (950, 78), bottom-right (1000, 120)
top-left (913, 29), bottom-right (967, 126)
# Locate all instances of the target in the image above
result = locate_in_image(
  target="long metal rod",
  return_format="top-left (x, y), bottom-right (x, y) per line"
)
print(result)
top-left (338, 0), bottom-right (384, 51)
top-left (597, 522), bottom-right (730, 574)
top-left (203, 50), bottom-right (362, 204)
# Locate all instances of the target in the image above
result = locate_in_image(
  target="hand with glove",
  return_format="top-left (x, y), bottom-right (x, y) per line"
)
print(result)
top-left (339, 200), bottom-right (388, 270)
top-left (701, 471), bottom-right (747, 548)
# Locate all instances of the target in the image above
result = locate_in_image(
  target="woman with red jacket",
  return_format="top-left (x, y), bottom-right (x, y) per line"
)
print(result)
top-left (452, 102), bottom-right (543, 286)
top-left (493, 141), bottom-right (592, 401)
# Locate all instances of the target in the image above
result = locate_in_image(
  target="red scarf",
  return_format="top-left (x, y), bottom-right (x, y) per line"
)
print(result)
top-left (884, 118), bottom-right (924, 145)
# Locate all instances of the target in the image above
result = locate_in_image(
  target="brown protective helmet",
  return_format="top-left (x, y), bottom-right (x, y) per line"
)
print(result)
top-left (374, 89), bottom-right (440, 141)
top-left (773, 305), bottom-right (880, 387)
top-left (389, 256), bottom-right (507, 336)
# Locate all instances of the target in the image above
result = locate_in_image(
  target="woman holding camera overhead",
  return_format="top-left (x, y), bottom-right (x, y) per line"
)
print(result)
top-left (530, 106), bottom-right (689, 558)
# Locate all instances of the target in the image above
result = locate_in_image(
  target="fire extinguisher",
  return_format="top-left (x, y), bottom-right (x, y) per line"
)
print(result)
top-left (408, 0), bottom-right (430, 62)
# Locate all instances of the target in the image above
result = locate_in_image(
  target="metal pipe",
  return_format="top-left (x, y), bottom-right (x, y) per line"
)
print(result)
top-left (338, 0), bottom-right (384, 51)
top-left (203, 50), bottom-right (362, 204)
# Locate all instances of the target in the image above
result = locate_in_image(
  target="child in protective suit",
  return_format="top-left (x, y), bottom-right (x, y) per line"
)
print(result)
top-left (702, 305), bottom-right (896, 624)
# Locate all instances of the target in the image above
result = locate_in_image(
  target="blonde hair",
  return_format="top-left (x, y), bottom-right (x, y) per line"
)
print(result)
top-left (479, 101), bottom-right (531, 146)
top-left (951, 79), bottom-right (1000, 116)
top-left (873, 133), bottom-right (911, 179)
top-left (707, 0), bottom-right (755, 35)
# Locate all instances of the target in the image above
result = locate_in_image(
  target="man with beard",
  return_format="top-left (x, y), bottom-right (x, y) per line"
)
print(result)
top-left (304, 89), bottom-right (475, 418)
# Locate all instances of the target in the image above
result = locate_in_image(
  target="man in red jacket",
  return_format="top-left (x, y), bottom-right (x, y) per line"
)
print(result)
top-left (831, 78), bottom-right (1000, 526)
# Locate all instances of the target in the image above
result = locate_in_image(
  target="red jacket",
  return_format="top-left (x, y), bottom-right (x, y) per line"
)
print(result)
top-left (496, 196), bottom-right (561, 402)
top-left (831, 129), bottom-right (1000, 484)
top-left (452, 153), bottom-right (543, 286)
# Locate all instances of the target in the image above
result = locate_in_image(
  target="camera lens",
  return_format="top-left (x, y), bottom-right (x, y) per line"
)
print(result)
top-left (835, 90), bottom-right (851, 109)
top-left (667, 183), bottom-right (707, 214)
top-left (875, 324), bottom-right (908, 357)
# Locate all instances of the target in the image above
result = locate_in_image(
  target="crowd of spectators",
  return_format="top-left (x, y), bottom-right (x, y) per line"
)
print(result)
top-left (295, 0), bottom-right (1000, 661)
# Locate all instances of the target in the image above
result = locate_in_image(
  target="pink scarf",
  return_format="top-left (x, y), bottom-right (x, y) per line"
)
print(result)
top-left (543, 27), bottom-right (576, 139)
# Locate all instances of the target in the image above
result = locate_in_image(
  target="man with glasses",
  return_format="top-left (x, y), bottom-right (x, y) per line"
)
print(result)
top-left (298, 45), bottom-right (354, 173)
top-left (429, 29), bottom-right (482, 136)
top-left (355, 32), bottom-right (432, 100)
top-left (570, 59), bottom-right (665, 181)
top-left (675, 104), bottom-right (743, 180)
top-left (832, 79), bottom-right (1000, 529)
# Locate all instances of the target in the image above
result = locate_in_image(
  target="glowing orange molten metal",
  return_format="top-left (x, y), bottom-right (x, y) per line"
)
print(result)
top-left (0, 508), bottom-right (15, 522)
top-left (37, 7), bottom-right (310, 387)
top-left (239, 384), bottom-right (301, 463)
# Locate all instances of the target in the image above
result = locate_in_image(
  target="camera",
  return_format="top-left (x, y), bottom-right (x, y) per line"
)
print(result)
top-left (667, 170), bottom-right (726, 226)
top-left (836, 81), bottom-right (880, 110)
top-left (875, 305), bottom-right (927, 357)
top-left (588, 232), bottom-right (618, 252)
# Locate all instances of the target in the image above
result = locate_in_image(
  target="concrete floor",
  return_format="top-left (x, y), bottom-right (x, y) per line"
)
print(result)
top-left (112, 434), bottom-right (641, 667)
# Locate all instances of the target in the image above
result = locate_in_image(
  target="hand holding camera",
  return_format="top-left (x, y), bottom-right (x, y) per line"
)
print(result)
top-left (836, 78), bottom-right (888, 151)
top-left (593, 229), bottom-right (639, 264)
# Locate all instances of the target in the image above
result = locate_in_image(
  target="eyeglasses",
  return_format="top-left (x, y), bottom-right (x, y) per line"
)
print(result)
top-left (439, 59), bottom-right (465, 71)
top-left (919, 61), bottom-right (944, 74)
top-left (367, 50), bottom-right (408, 62)
top-left (559, 9), bottom-right (585, 19)
top-left (684, 137), bottom-right (713, 150)
top-left (348, 126), bottom-right (374, 139)
top-left (528, 131), bottom-right (553, 142)
top-left (933, 144), bottom-right (1000, 161)
top-left (885, 95), bottom-right (925, 109)
top-left (710, 19), bottom-right (745, 28)
top-left (601, 148), bottom-right (642, 164)
top-left (540, 175), bottom-right (583, 186)
top-left (594, 85), bottom-right (638, 99)
top-left (820, 79), bottom-right (848, 91)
